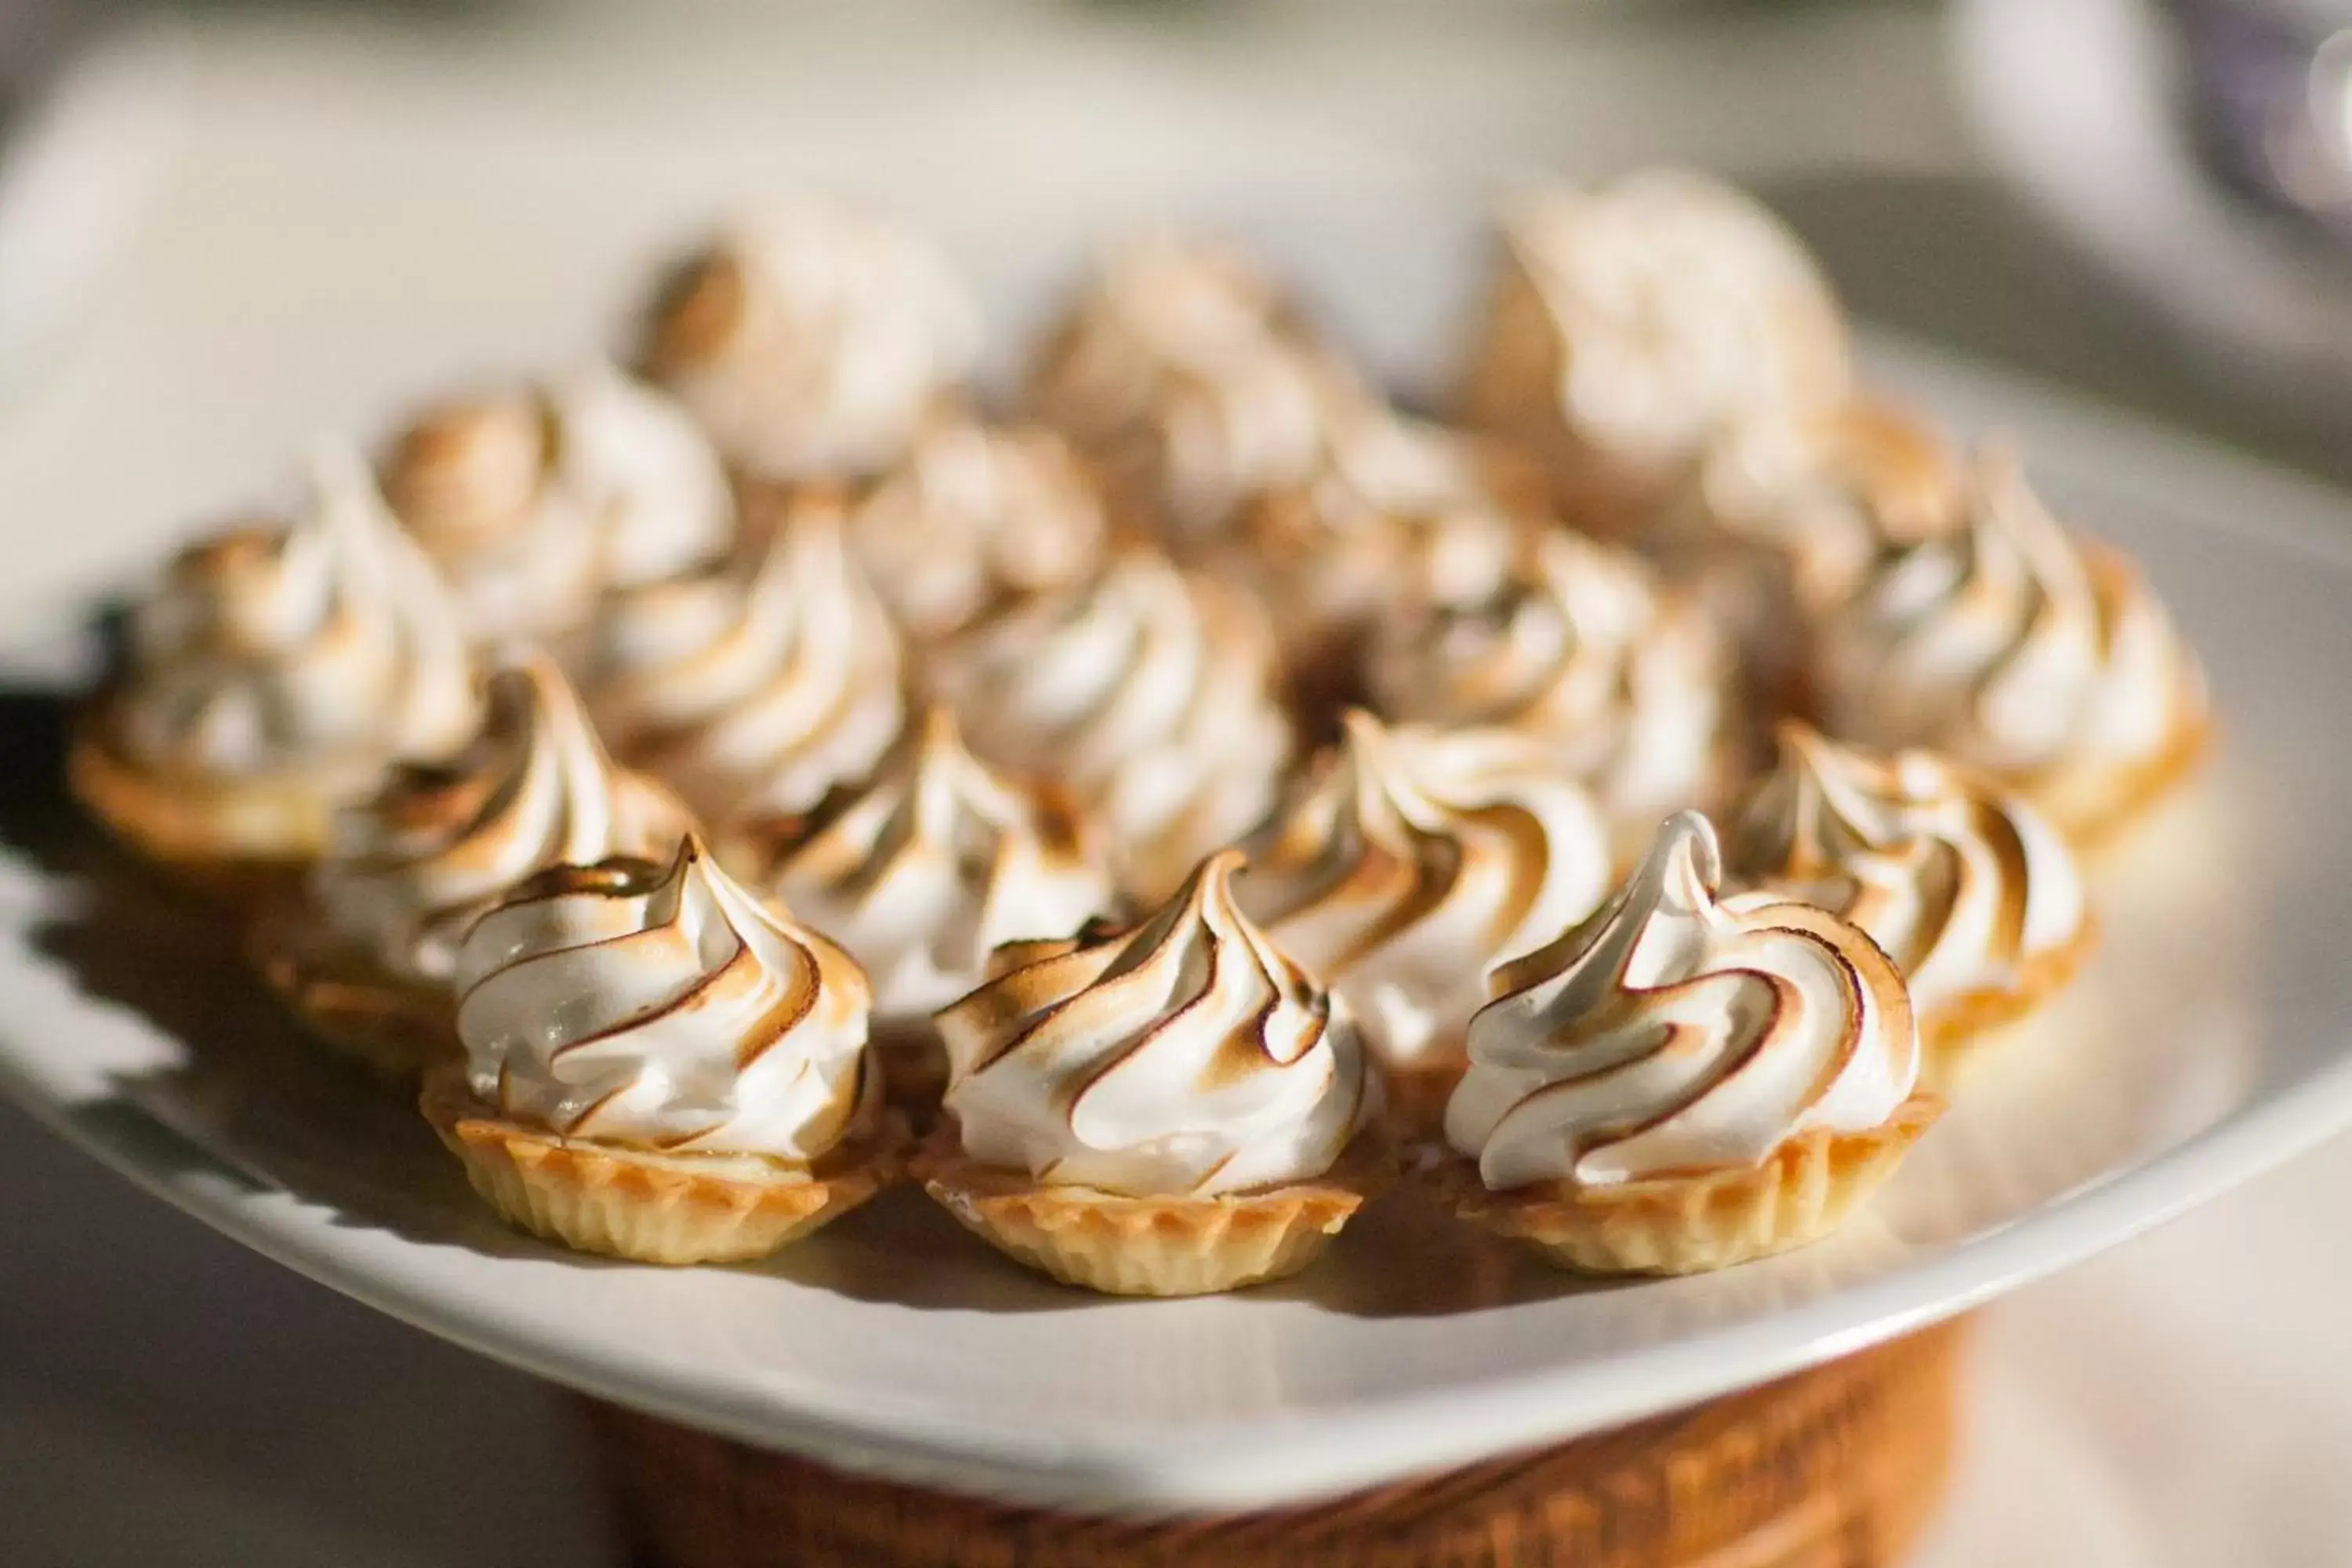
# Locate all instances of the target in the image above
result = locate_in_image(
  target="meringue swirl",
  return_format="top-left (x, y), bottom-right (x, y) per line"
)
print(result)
top-left (1459, 170), bottom-right (1850, 510)
top-left (1222, 412), bottom-right (1532, 666)
top-left (938, 850), bottom-right (1373, 1197)
top-left (1444, 812), bottom-right (1918, 1191)
top-left (848, 417), bottom-right (1109, 645)
top-left (585, 494), bottom-right (909, 822)
top-left (934, 548), bottom-right (1294, 901)
top-left (382, 364), bottom-right (735, 641)
top-left (311, 652), bottom-right (695, 985)
top-left (1726, 725), bottom-right (2088, 1019)
top-left (1670, 401), bottom-right (1960, 615)
top-left (639, 200), bottom-right (979, 482)
top-left (1234, 712), bottom-right (1613, 1070)
top-left (114, 446), bottom-right (477, 786)
top-left (1813, 449), bottom-right (2208, 800)
top-left (456, 838), bottom-right (872, 1162)
top-left (1363, 518), bottom-right (1730, 844)
top-left (733, 707), bottom-right (1120, 1020)
top-left (1024, 235), bottom-right (1358, 542)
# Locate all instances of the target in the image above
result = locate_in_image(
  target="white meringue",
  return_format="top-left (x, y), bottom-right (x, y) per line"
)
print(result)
top-left (938, 850), bottom-right (1373, 1198)
top-left (456, 838), bottom-right (872, 1162)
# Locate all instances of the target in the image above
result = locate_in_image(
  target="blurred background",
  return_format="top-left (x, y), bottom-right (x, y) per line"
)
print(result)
top-left (6, 1), bottom-right (2352, 1563)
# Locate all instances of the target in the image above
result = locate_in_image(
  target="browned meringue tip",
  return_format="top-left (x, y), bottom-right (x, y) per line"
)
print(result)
top-left (379, 394), bottom-right (550, 524)
top-left (641, 245), bottom-right (747, 375)
top-left (1428, 1093), bottom-right (1943, 1276)
top-left (419, 1065), bottom-right (906, 1266)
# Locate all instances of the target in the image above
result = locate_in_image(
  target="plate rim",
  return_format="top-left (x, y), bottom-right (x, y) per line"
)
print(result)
top-left (5, 331), bottom-right (2351, 1513)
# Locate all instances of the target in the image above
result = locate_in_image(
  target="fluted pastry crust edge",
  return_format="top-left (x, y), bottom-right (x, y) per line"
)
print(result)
top-left (1920, 915), bottom-right (2101, 1091)
top-left (249, 898), bottom-right (457, 1077)
top-left (419, 1066), bottom-right (906, 1265)
top-left (69, 703), bottom-right (349, 902)
top-left (1427, 1093), bottom-right (1941, 1276)
top-left (917, 1131), bottom-right (1394, 1297)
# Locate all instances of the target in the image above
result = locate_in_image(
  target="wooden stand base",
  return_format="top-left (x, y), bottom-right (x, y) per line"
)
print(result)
top-left (581, 1319), bottom-right (1965, 1568)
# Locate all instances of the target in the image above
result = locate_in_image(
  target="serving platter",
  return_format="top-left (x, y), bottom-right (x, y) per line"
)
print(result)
top-left (2, 250), bottom-right (2348, 1512)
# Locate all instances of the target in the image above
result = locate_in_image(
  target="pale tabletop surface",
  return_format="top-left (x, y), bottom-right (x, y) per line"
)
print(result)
top-left (4, 5), bottom-right (2347, 1563)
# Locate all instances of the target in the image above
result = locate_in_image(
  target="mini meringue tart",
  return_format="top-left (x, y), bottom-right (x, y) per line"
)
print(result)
top-left (1219, 410), bottom-right (1544, 728)
top-left (636, 198), bottom-right (979, 492)
top-left (256, 651), bottom-right (696, 1075)
top-left (421, 837), bottom-right (897, 1265)
top-left (931, 546), bottom-right (1294, 903)
top-left (70, 445), bottom-right (478, 903)
top-left (1724, 724), bottom-right (2096, 1076)
top-left (379, 362), bottom-right (735, 645)
top-left (583, 488), bottom-right (909, 824)
top-left (1813, 446), bottom-right (2212, 844)
top-left (1457, 169), bottom-right (1853, 530)
top-left (846, 415), bottom-right (1109, 648)
top-left (1434, 811), bottom-right (1940, 1276)
top-left (1232, 710), bottom-right (1613, 1131)
top-left (1650, 401), bottom-right (1962, 724)
top-left (1022, 233), bottom-right (1363, 545)
top-left (926, 850), bottom-right (1387, 1297)
top-left (723, 706), bottom-right (1121, 1118)
top-left (1363, 514), bottom-right (1737, 861)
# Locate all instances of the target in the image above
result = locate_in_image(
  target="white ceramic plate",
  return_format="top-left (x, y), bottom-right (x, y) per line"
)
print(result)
top-left (2, 317), bottom-right (2349, 1515)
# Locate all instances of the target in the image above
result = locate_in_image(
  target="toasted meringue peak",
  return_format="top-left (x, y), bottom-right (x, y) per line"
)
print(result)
top-left (456, 836), bottom-right (873, 1162)
top-left (1671, 401), bottom-right (1962, 612)
top-left (1364, 518), bottom-right (1731, 845)
top-left (1458, 170), bottom-right (1851, 513)
top-left (938, 849), bottom-right (1372, 1198)
top-left (1725, 724), bottom-right (2087, 1017)
top-left (382, 364), bottom-right (735, 641)
top-left (848, 416), bottom-right (1109, 644)
top-left (311, 649), bottom-right (696, 985)
top-left (932, 546), bottom-right (1294, 902)
top-left (1814, 446), bottom-right (2209, 800)
top-left (116, 444), bottom-right (479, 786)
top-left (1024, 234), bottom-right (1363, 543)
top-left (1218, 412), bottom-right (1536, 662)
top-left (1233, 712), bottom-right (1613, 1070)
top-left (638, 199), bottom-right (979, 482)
top-left (584, 492), bottom-right (909, 823)
top-left (1445, 811), bottom-right (1918, 1190)
top-left (733, 707), bottom-right (1120, 1019)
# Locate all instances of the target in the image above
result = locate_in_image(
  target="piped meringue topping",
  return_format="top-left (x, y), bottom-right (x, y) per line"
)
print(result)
top-left (1813, 448), bottom-right (2208, 797)
top-left (585, 492), bottom-right (909, 823)
top-left (456, 838), bottom-right (873, 1162)
top-left (1670, 401), bottom-right (1961, 615)
top-left (1024, 235), bottom-right (1359, 543)
top-left (1459, 170), bottom-right (1850, 508)
top-left (1363, 517), bottom-right (1730, 842)
top-left (732, 707), bottom-right (1120, 1020)
top-left (938, 849), bottom-right (1372, 1197)
top-left (932, 547), bottom-right (1294, 901)
top-left (1234, 712), bottom-right (1613, 1071)
top-left (1444, 811), bottom-right (1918, 1190)
top-left (639, 200), bottom-right (979, 482)
top-left (114, 445), bottom-right (478, 784)
top-left (1221, 412), bottom-right (1534, 664)
top-left (1726, 725), bottom-right (2088, 1018)
top-left (311, 652), bottom-right (695, 985)
top-left (381, 364), bottom-right (735, 641)
top-left (848, 417), bottom-right (1109, 645)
